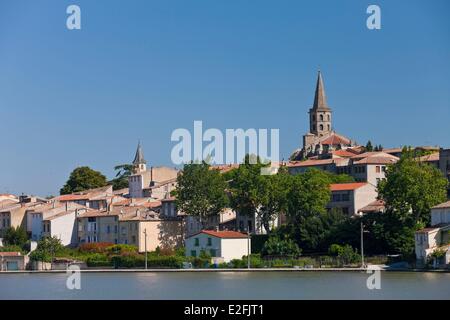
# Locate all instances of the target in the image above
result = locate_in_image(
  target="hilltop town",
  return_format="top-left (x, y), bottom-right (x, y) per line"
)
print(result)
top-left (1, 72), bottom-right (449, 271)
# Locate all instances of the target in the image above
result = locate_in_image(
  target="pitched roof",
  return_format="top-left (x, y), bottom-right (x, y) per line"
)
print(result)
top-left (358, 200), bottom-right (385, 213)
top-left (353, 156), bottom-right (398, 165)
top-left (189, 230), bottom-right (249, 239)
top-left (287, 158), bottom-right (335, 168)
top-left (0, 252), bottom-right (21, 257)
top-left (320, 133), bottom-right (351, 146)
top-left (417, 153), bottom-right (439, 162)
top-left (432, 201), bottom-right (450, 209)
top-left (331, 149), bottom-right (357, 158)
top-left (312, 71), bottom-right (330, 111)
top-left (330, 182), bottom-right (368, 191)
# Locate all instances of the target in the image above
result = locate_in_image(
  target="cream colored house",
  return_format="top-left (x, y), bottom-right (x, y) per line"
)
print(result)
top-left (415, 201), bottom-right (450, 266)
top-left (327, 182), bottom-right (378, 216)
top-left (185, 230), bottom-right (250, 263)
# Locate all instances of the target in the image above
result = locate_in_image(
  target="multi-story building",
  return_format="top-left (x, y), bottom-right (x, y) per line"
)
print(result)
top-left (415, 201), bottom-right (450, 266)
top-left (327, 182), bottom-right (378, 216)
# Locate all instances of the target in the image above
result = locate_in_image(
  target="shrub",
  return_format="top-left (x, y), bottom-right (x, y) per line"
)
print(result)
top-left (0, 245), bottom-right (23, 253)
top-left (106, 244), bottom-right (138, 255)
top-left (79, 242), bottom-right (114, 253)
top-left (29, 249), bottom-right (52, 262)
top-left (3, 227), bottom-right (28, 248)
top-left (229, 259), bottom-right (246, 268)
top-left (86, 254), bottom-right (111, 267)
top-left (329, 244), bottom-right (360, 264)
top-left (110, 254), bottom-right (184, 268)
top-left (261, 235), bottom-right (301, 257)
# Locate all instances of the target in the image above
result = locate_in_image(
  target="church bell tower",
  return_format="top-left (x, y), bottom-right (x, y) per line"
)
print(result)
top-left (309, 71), bottom-right (332, 137)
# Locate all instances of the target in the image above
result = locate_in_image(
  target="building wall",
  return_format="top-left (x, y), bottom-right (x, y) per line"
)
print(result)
top-left (129, 174), bottom-right (144, 198)
top-left (137, 220), bottom-right (183, 252)
top-left (415, 229), bottom-right (440, 261)
top-left (353, 184), bottom-right (379, 215)
top-left (431, 207), bottom-right (450, 226)
top-left (0, 207), bottom-right (27, 237)
top-left (78, 215), bottom-right (119, 244)
top-left (47, 212), bottom-right (77, 246)
top-left (150, 167), bottom-right (178, 183)
top-left (221, 238), bottom-right (250, 262)
top-left (0, 255), bottom-right (28, 271)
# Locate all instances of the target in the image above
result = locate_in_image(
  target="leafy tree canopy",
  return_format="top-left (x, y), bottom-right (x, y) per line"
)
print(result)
top-left (173, 161), bottom-right (229, 226)
top-left (60, 166), bottom-right (108, 195)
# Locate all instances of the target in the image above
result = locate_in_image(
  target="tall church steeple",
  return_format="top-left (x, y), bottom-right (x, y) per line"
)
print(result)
top-left (132, 141), bottom-right (147, 173)
top-left (309, 71), bottom-right (332, 136)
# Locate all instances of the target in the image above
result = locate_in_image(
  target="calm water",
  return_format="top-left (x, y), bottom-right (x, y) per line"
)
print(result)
top-left (0, 271), bottom-right (449, 300)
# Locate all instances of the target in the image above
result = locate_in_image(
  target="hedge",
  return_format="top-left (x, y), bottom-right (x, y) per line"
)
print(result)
top-left (110, 254), bottom-right (184, 268)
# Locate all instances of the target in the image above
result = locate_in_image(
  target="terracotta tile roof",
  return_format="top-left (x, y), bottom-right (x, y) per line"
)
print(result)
top-left (330, 182), bottom-right (367, 191)
top-left (320, 133), bottom-right (351, 146)
top-left (416, 227), bottom-right (441, 233)
top-left (0, 252), bottom-right (21, 257)
top-left (331, 150), bottom-right (357, 158)
top-left (432, 201), bottom-right (450, 209)
top-left (353, 156), bottom-right (398, 165)
top-left (57, 194), bottom-right (90, 201)
top-left (417, 153), bottom-right (439, 162)
top-left (189, 230), bottom-right (249, 239)
top-left (287, 158), bottom-right (335, 168)
top-left (358, 200), bottom-right (386, 213)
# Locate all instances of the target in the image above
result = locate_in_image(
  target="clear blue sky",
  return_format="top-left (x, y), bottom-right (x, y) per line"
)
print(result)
top-left (0, 0), bottom-right (449, 196)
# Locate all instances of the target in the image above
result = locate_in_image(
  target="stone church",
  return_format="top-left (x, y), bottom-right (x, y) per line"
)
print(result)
top-left (291, 71), bottom-right (357, 160)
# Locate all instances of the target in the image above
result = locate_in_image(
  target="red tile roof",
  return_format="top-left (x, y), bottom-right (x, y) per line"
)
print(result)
top-left (190, 230), bottom-right (248, 239)
top-left (330, 182), bottom-right (367, 191)
top-left (321, 134), bottom-right (351, 146)
top-left (57, 194), bottom-right (90, 201)
top-left (358, 200), bottom-right (386, 213)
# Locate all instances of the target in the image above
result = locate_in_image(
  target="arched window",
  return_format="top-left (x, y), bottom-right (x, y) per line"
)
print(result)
top-left (312, 125), bottom-right (316, 131)
top-left (327, 124), bottom-right (330, 131)
top-left (320, 114), bottom-right (324, 121)
top-left (328, 114), bottom-right (330, 121)
top-left (319, 124), bottom-right (323, 131)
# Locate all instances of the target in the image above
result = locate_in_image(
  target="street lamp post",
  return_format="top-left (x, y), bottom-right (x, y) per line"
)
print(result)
top-left (247, 228), bottom-right (250, 269)
top-left (144, 228), bottom-right (148, 270)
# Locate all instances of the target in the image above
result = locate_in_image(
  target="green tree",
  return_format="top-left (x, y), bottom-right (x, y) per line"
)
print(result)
top-left (3, 227), bottom-right (28, 248)
top-left (365, 140), bottom-right (373, 152)
top-left (261, 234), bottom-right (301, 257)
top-left (378, 154), bottom-right (448, 225)
top-left (226, 155), bottom-right (268, 223)
top-left (29, 236), bottom-right (64, 262)
top-left (256, 166), bottom-right (291, 233)
top-left (109, 164), bottom-right (133, 190)
top-left (173, 161), bottom-right (228, 228)
top-left (60, 166), bottom-right (108, 195)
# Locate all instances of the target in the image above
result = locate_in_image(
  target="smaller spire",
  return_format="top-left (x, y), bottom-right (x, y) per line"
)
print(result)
top-left (312, 70), bottom-right (330, 110)
top-left (133, 141), bottom-right (146, 165)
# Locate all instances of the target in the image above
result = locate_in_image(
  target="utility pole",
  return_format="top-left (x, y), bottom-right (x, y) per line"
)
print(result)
top-left (144, 228), bottom-right (148, 270)
top-left (360, 222), bottom-right (365, 268)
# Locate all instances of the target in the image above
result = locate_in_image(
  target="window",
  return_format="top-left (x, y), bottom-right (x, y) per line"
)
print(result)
top-left (132, 236), bottom-right (136, 243)
top-left (332, 194), bottom-right (341, 202)
top-left (328, 114), bottom-right (330, 121)
top-left (319, 124), bottom-right (324, 131)
top-left (107, 226), bottom-right (111, 234)
top-left (342, 193), bottom-right (350, 201)
top-left (375, 166), bottom-right (381, 173)
top-left (327, 124), bottom-right (330, 131)
top-left (207, 238), bottom-right (212, 246)
top-left (312, 125), bottom-right (316, 131)
top-left (194, 238), bottom-right (199, 247)
top-left (342, 207), bottom-right (349, 215)
top-left (191, 250), bottom-right (197, 257)
top-left (210, 249), bottom-right (217, 257)
top-left (320, 114), bottom-right (324, 121)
